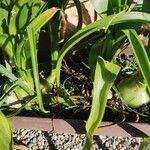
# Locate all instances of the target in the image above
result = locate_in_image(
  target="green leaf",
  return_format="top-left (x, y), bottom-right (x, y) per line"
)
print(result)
top-left (0, 64), bottom-right (34, 96)
top-left (90, 0), bottom-right (127, 16)
top-left (56, 11), bottom-right (150, 87)
top-left (1, 0), bottom-right (15, 6)
top-left (0, 111), bottom-right (12, 150)
top-left (27, 7), bottom-right (59, 112)
top-left (0, 34), bottom-right (14, 60)
top-left (27, 7), bottom-right (59, 33)
top-left (0, 8), bottom-right (8, 34)
top-left (9, 0), bottom-right (31, 35)
top-left (90, 0), bottom-right (109, 15)
top-left (16, 2), bottom-right (32, 31)
top-left (0, 81), bottom-right (18, 107)
top-left (73, 0), bottom-right (83, 31)
top-left (30, 0), bottom-right (46, 20)
top-left (89, 33), bottom-right (126, 79)
top-left (142, 0), bottom-right (150, 13)
top-left (88, 38), bottom-right (105, 79)
top-left (139, 136), bottom-right (150, 150)
top-left (123, 29), bottom-right (150, 94)
top-left (83, 56), bottom-right (120, 149)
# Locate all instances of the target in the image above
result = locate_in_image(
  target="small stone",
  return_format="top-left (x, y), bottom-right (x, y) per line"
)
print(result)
top-left (13, 129), bottom-right (143, 149)
top-left (117, 144), bottom-right (122, 149)
top-left (120, 144), bottom-right (127, 150)
top-left (31, 137), bottom-right (36, 144)
top-left (27, 142), bottom-right (34, 148)
top-left (105, 141), bottom-right (110, 148)
top-left (16, 135), bottom-right (21, 141)
top-left (32, 145), bottom-right (38, 150)
top-left (20, 130), bottom-right (28, 137)
top-left (37, 135), bottom-right (43, 141)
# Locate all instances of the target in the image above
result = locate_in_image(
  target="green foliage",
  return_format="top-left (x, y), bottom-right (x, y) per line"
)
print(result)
top-left (0, 0), bottom-right (70, 112)
top-left (0, 64), bottom-right (33, 95)
top-left (123, 29), bottom-right (150, 93)
top-left (0, 0), bottom-right (82, 148)
top-left (83, 56), bottom-right (120, 149)
top-left (0, 0), bottom-right (150, 149)
top-left (0, 111), bottom-right (12, 150)
top-left (139, 136), bottom-right (150, 150)
top-left (27, 8), bottom-right (60, 112)
top-left (0, 7), bottom-right (8, 34)
top-left (90, 0), bottom-right (128, 17)
top-left (56, 11), bottom-right (150, 86)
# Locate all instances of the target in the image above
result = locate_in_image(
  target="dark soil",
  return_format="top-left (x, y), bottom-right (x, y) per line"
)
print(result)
top-left (1, 31), bottom-right (150, 124)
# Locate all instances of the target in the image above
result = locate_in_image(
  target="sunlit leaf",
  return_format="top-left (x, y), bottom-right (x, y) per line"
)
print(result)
top-left (0, 64), bottom-right (33, 96)
top-left (90, 0), bottom-right (109, 15)
top-left (83, 56), bottom-right (120, 149)
top-left (0, 8), bottom-right (8, 34)
top-left (9, 0), bottom-right (31, 35)
top-left (56, 11), bottom-right (150, 87)
top-left (123, 29), bottom-right (150, 93)
top-left (139, 136), bottom-right (150, 150)
top-left (27, 7), bottom-right (59, 113)
top-left (0, 111), bottom-right (12, 150)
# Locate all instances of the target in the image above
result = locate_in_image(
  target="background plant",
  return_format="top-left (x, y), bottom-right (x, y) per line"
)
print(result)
top-left (0, 0), bottom-right (82, 147)
top-left (0, 111), bottom-right (12, 150)
top-left (0, 0), bottom-right (83, 113)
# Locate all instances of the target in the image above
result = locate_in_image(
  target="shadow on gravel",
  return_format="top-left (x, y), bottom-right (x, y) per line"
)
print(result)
top-left (93, 136), bottom-right (106, 150)
top-left (43, 131), bottom-right (57, 150)
top-left (118, 122), bottom-right (148, 137)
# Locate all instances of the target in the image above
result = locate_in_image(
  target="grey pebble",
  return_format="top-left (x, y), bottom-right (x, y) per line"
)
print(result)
top-left (105, 141), bottom-right (110, 148)
top-left (13, 128), bottom-right (143, 150)
top-left (20, 130), bottom-right (28, 137)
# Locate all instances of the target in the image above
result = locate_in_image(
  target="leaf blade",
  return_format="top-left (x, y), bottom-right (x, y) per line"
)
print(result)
top-left (0, 111), bottom-right (12, 150)
top-left (56, 11), bottom-right (150, 87)
top-left (123, 29), bottom-right (150, 93)
top-left (83, 56), bottom-right (120, 149)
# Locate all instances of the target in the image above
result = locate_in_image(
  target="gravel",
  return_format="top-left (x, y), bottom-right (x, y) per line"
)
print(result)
top-left (13, 128), bottom-right (143, 150)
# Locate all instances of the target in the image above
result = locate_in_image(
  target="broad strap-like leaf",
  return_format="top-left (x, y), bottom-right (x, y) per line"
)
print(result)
top-left (90, 0), bottom-right (127, 16)
top-left (0, 8), bottom-right (8, 34)
top-left (0, 34), bottom-right (14, 60)
top-left (27, 7), bottom-right (59, 33)
top-left (0, 111), bottom-right (12, 150)
top-left (56, 11), bottom-right (150, 87)
top-left (83, 56), bottom-right (120, 149)
top-left (73, 0), bottom-right (83, 31)
top-left (9, 0), bottom-right (31, 35)
top-left (0, 64), bottom-right (33, 96)
top-left (27, 7), bottom-right (59, 113)
top-left (139, 136), bottom-right (150, 150)
top-left (90, 0), bottom-right (109, 15)
top-left (123, 29), bottom-right (150, 93)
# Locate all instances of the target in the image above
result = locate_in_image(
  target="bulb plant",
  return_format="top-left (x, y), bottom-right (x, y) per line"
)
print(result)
top-left (54, 0), bottom-right (150, 149)
top-left (0, 0), bottom-right (150, 149)
top-left (0, 0), bottom-right (82, 148)
top-left (0, 0), bottom-right (82, 113)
